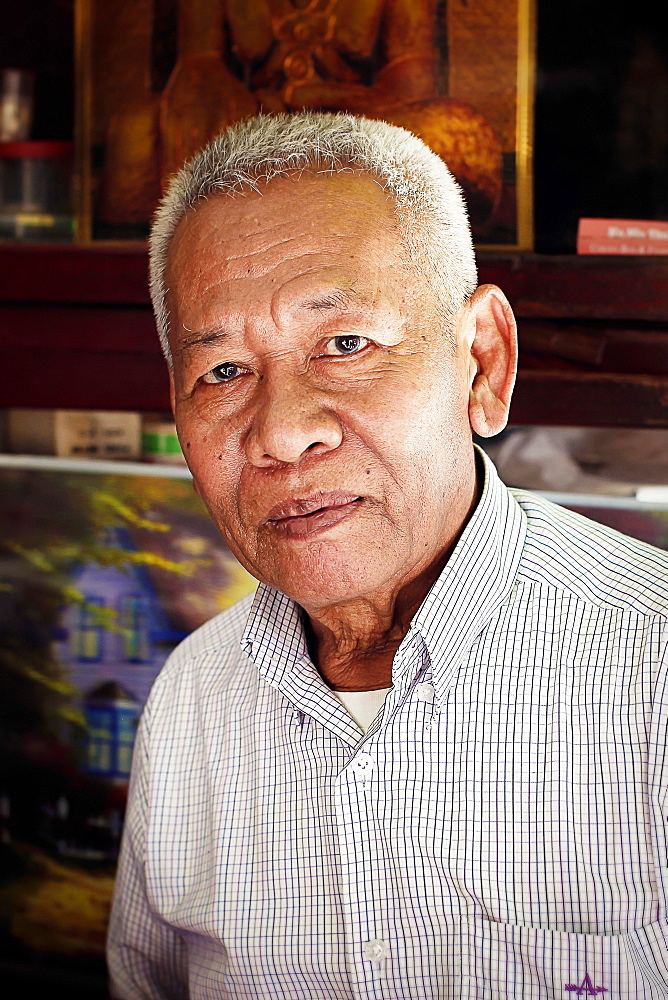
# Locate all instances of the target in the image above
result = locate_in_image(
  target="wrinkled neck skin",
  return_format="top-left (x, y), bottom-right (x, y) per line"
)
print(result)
top-left (304, 460), bottom-right (480, 691)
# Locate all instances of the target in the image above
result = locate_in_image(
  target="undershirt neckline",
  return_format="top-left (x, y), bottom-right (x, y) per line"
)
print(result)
top-left (331, 687), bottom-right (393, 733)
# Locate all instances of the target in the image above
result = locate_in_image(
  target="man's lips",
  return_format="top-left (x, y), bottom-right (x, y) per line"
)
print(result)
top-left (266, 492), bottom-right (364, 538)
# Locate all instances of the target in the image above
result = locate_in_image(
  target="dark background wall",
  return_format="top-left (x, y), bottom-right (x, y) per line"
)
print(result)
top-left (534, 0), bottom-right (668, 251)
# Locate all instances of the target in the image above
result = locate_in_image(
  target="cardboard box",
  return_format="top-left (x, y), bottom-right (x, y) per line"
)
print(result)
top-left (7, 409), bottom-right (142, 459)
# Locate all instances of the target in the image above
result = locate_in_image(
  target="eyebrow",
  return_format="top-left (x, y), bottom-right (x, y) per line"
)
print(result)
top-left (301, 286), bottom-right (361, 312)
top-left (179, 327), bottom-right (229, 350)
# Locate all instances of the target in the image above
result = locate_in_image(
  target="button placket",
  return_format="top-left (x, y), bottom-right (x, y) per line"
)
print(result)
top-left (407, 645), bottom-right (441, 731)
top-left (334, 755), bottom-right (388, 991)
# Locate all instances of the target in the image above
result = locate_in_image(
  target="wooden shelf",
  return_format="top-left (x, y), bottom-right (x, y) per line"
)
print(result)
top-left (2, 243), bottom-right (668, 425)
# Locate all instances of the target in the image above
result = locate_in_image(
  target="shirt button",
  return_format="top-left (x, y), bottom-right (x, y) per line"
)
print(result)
top-left (351, 752), bottom-right (374, 780)
top-left (416, 682), bottom-right (435, 703)
top-left (363, 938), bottom-right (388, 961)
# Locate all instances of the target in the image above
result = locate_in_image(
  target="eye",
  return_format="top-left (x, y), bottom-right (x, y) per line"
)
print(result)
top-left (201, 362), bottom-right (247, 384)
top-left (323, 335), bottom-right (369, 356)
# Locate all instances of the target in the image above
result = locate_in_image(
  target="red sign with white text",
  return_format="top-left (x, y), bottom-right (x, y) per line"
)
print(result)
top-left (577, 217), bottom-right (668, 255)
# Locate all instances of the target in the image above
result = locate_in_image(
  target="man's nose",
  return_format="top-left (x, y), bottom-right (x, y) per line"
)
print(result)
top-left (244, 375), bottom-right (344, 467)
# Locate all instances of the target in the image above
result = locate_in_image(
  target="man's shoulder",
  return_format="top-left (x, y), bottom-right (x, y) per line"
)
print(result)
top-left (511, 487), bottom-right (668, 616)
top-left (171, 589), bottom-right (257, 662)
top-left (147, 590), bottom-right (258, 705)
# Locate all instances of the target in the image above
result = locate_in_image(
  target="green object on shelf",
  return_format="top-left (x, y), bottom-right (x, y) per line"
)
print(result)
top-left (142, 431), bottom-right (182, 455)
top-left (142, 423), bottom-right (186, 465)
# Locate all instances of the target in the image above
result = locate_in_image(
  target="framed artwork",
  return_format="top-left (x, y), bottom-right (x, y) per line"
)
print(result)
top-left (75, 0), bottom-right (535, 248)
top-left (0, 461), bottom-right (256, 994)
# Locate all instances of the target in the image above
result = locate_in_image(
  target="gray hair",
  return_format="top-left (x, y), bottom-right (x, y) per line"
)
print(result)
top-left (149, 111), bottom-right (478, 362)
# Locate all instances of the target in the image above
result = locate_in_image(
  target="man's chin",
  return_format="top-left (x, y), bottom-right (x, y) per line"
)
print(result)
top-left (225, 513), bottom-right (404, 609)
top-left (260, 553), bottom-right (395, 612)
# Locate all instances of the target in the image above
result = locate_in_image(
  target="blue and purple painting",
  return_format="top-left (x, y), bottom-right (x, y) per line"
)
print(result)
top-left (0, 464), bottom-right (256, 992)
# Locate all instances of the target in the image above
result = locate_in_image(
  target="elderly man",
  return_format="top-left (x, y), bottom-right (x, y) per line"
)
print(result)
top-left (108, 113), bottom-right (668, 999)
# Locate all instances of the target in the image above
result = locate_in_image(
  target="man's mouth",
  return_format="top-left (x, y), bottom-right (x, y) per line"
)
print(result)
top-left (266, 492), bottom-right (364, 538)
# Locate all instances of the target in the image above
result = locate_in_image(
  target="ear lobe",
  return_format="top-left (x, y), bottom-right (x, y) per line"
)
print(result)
top-left (465, 283), bottom-right (517, 438)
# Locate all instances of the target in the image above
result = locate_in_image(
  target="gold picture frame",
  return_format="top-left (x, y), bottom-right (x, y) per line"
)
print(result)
top-left (75, 0), bottom-right (535, 248)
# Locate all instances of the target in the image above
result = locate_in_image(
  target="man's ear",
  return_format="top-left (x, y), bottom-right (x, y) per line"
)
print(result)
top-left (464, 283), bottom-right (517, 438)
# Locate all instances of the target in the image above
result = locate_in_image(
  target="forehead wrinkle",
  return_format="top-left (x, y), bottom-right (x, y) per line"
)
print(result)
top-left (171, 217), bottom-right (306, 294)
top-left (199, 207), bottom-right (398, 280)
top-left (220, 232), bottom-right (300, 264)
top-left (205, 202), bottom-right (357, 268)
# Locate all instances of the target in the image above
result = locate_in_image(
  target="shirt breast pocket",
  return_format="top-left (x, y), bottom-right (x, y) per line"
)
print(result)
top-left (462, 916), bottom-right (668, 999)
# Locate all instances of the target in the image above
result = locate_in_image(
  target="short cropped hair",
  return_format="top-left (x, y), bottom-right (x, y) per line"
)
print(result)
top-left (149, 111), bottom-right (478, 362)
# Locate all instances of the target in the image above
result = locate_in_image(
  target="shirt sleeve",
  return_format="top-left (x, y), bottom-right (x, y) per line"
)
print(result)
top-left (107, 710), bottom-right (189, 1000)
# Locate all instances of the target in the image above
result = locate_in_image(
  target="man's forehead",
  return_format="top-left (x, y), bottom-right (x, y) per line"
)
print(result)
top-left (163, 177), bottom-right (411, 336)
top-left (168, 171), bottom-right (398, 257)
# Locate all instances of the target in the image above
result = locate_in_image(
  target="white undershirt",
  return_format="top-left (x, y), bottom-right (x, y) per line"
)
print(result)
top-left (331, 687), bottom-right (393, 734)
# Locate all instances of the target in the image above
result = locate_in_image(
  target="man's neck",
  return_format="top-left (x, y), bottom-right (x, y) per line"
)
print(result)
top-left (303, 550), bottom-right (451, 691)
